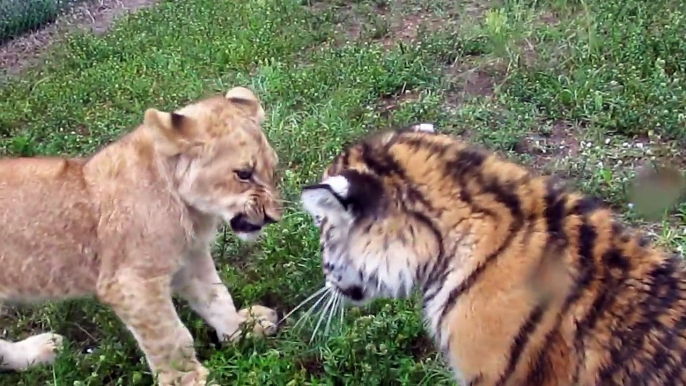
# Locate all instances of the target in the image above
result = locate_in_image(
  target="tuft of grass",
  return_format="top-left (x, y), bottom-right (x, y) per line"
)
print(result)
top-left (0, 0), bottom-right (685, 384)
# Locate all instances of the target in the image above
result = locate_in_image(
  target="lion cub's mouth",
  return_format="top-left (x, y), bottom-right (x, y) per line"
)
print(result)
top-left (229, 214), bottom-right (263, 233)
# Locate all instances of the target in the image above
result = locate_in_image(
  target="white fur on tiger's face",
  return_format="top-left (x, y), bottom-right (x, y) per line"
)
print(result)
top-left (301, 175), bottom-right (416, 306)
top-left (301, 124), bottom-right (438, 305)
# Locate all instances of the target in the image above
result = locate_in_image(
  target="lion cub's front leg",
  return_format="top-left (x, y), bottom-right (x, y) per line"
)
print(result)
top-left (0, 333), bottom-right (64, 371)
top-left (172, 248), bottom-right (278, 343)
top-left (97, 273), bottom-right (208, 386)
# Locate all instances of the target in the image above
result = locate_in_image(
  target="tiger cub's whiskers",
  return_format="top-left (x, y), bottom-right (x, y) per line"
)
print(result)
top-left (278, 286), bottom-right (328, 326)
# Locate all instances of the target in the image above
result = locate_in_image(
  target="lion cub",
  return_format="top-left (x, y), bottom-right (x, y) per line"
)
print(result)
top-left (0, 87), bottom-right (281, 385)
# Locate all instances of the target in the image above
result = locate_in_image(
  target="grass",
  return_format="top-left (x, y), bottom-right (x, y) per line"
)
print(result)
top-left (0, 0), bottom-right (87, 42)
top-left (0, 0), bottom-right (685, 384)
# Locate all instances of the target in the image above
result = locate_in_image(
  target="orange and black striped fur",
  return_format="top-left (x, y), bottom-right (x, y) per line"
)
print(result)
top-left (299, 123), bottom-right (686, 385)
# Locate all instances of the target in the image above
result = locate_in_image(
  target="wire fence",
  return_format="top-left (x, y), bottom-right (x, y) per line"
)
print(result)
top-left (0, 0), bottom-right (89, 43)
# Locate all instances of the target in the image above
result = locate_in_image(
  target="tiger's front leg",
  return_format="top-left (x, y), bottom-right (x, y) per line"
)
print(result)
top-left (172, 247), bottom-right (278, 342)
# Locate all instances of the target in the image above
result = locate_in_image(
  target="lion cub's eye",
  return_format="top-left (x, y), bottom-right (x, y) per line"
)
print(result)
top-left (235, 170), bottom-right (253, 181)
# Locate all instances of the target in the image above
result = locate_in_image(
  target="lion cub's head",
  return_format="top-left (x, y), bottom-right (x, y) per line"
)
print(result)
top-left (143, 87), bottom-right (281, 241)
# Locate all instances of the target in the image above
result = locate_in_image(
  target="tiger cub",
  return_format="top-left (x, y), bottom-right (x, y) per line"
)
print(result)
top-left (299, 123), bottom-right (686, 385)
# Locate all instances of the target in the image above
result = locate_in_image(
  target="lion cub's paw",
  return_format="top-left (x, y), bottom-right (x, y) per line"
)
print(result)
top-left (159, 365), bottom-right (209, 386)
top-left (237, 305), bottom-right (278, 338)
top-left (5, 333), bottom-right (64, 371)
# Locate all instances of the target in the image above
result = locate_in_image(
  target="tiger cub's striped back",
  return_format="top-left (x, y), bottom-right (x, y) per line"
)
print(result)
top-left (300, 124), bottom-right (686, 385)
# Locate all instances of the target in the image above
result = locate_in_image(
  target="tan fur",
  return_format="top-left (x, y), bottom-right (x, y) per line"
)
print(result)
top-left (301, 124), bottom-right (686, 385)
top-left (0, 87), bottom-right (281, 385)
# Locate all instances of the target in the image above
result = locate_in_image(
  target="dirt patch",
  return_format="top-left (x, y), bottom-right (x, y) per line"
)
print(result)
top-left (515, 123), bottom-right (685, 223)
top-left (312, 0), bottom-right (463, 49)
top-left (379, 0), bottom-right (494, 48)
top-left (514, 120), bottom-right (581, 164)
top-left (463, 69), bottom-right (496, 96)
top-left (296, 355), bottom-right (325, 376)
top-left (631, 133), bottom-right (686, 169)
top-left (539, 11), bottom-right (560, 26)
top-left (377, 89), bottom-right (421, 118)
top-left (444, 59), bottom-right (505, 109)
top-left (591, 135), bottom-right (686, 173)
top-left (304, 2), bottom-right (364, 46)
top-left (0, 0), bottom-right (158, 78)
top-left (380, 11), bottom-right (443, 48)
top-left (409, 332), bottom-right (436, 360)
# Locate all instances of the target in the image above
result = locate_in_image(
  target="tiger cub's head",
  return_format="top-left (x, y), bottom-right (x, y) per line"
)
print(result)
top-left (300, 123), bottom-right (442, 305)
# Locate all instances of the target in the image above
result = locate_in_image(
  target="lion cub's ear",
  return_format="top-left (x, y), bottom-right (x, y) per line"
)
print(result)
top-left (225, 87), bottom-right (265, 125)
top-left (144, 108), bottom-right (198, 157)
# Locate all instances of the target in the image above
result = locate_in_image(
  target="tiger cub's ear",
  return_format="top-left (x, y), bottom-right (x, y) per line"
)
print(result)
top-left (301, 171), bottom-right (383, 219)
top-left (410, 123), bottom-right (436, 133)
top-left (301, 176), bottom-right (350, 217)
top-left (398, 123), bottom-right (436, 134)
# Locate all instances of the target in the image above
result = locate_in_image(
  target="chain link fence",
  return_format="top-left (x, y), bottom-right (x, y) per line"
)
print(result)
top-left (0, 0), bottom-right (88, 43)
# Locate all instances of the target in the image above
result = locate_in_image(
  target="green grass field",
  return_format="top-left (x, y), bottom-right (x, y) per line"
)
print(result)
top-left (1, 0), bottom-right (685, 384)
